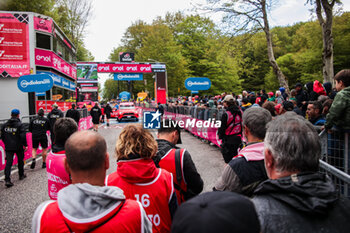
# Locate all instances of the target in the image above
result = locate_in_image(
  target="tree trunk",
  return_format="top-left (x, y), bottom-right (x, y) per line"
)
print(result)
top-left (261, 0), bottom-right (290, 93)
top-left (316, 0), bottom-right (334, 83)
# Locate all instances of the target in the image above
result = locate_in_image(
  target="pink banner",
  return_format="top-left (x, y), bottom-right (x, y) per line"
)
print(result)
top-left (34, 17), bottom-right (53, 33)
top-left (0, 116), bottom-right (93, 171)
top-left (35, 48), bottom-right (77, 79)
top-left (0, 13), bottom-right (30, 77)
top-left (78, 116), bottom-right (93, 131)
top-left (0, 132), bottom-right (51, 171)
top-left (97, 63), bottom-right (152, 73)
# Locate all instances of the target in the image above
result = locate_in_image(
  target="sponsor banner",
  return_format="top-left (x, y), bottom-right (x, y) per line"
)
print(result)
top-left (78, 116), bottom-right (93, 131)
top-left (185, 77), bottom-right (211, 91)
top-left (97, 63), bottom-right (152, 73)
top-left (35, 48), bottom-right (77, 80)
top-left (151, 64), bottom-right (166, 73)
top-left (17, 74), bottom-right (53, 92)
top-left (164, 111), bottom-right (222, 147)
top-left (35, 92), bottom-right (46, 96)
top-left (114, 73), bottom-right (143, 81)
top-left (77, 63), bottom-right (98, 83)
top-left (119, 52), bottom-right (134, 62)
top-left (81, 86), bottom-right (98, 92)
top-left (34, 16), bottom-right (53, 33)
top-left (0, 13), bottom-right (30, 77)
top-left (36, 71), bottom-right (75, 91)
top-left (36, 100), bottom-right (73, 113)
top-left (0, 132), bottom-right (51, 171)
top-left (0, 116), bottom-right (92, 171)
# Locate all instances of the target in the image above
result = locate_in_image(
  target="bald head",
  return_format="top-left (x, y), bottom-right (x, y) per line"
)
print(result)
top-left (65, 131), bottom-right (107, 172)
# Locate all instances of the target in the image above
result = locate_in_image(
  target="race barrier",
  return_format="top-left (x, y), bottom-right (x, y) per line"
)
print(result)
top-left (0, 114), bottom-right (93, 172)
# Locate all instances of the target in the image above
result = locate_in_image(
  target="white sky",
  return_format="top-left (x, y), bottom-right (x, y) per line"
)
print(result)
top-left (83, 0), bottom-right (350, 88)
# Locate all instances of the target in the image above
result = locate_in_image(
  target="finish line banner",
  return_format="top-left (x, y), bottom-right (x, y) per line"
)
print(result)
top-left (114, 73), bottom-right (143, 81)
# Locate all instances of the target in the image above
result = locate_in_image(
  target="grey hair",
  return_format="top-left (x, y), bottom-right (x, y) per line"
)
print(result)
top-left (243, 107), bottom-right (272, 139)
top-left (264, 112), bottom-right (320, 172)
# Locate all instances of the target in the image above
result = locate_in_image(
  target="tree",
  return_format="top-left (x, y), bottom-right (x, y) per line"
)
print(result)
top-left (1, 0), bottom-right (55, 15)
top-left (307, 0), bottom-right (342, 83)
top-left (55, 0), bottom-right (93, 46)
top-left (200, 0), bottom-right (290, 92)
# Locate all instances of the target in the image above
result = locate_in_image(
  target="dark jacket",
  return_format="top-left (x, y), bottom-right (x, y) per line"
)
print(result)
top-left (66, 108), bottom-right (80, 124)
top-left (218, 105), bottom-right (242, 141)
top-left (252, 172), bottom-right (350, 233)
top-left (90, 106), bottom-right (102, 120)
top-left (1, 117), bottom-right (27, 151)
top-left (29, 116), bottom-right (50, 138)
top-left (295, 88), bottom-right (308, 111)
top-left (104, 104), bottom-right (112, 115)
top-left (47, 108), bottom-right (63, 131)
top-left (155, 139), bottom-right (203, 199)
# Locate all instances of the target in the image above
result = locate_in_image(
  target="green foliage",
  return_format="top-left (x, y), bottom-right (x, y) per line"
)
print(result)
top-left (1, 0), bottom-right (55, 15)
top-left (104, 12), bottom-right (350, 96)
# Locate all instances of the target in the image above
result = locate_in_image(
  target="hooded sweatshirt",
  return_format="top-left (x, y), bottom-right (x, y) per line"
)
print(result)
top-left (252, 172), bottom-right (350, 233)
top-left (1, 117), bottom-right (27, 151)
top-left (325, 86), bottom-right (350, 130)
top-left (32, 183), bottom-right (152, 233)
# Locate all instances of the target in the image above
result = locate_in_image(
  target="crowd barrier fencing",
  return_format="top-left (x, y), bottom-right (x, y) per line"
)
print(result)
top-left (137, 103), bottom-right (350, 199)
top-left (0, 108), bottom-right (93, 172)
top-left (319, 130), bottom-right (350, 199)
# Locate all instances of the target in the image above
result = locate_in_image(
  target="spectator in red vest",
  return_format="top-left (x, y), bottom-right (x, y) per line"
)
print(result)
top-left (106, 125), bottom-right (177, 233)
top-left (154, 119), bottom-right (203, 204)
top-left (32, 131), bottom-right (152, 233)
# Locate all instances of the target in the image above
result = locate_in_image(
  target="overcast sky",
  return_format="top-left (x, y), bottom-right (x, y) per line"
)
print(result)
top-left (83, 0), bottom-right (350, 87)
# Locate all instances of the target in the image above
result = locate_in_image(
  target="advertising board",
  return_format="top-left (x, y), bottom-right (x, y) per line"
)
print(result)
top-left (17, 74), bottom-right (53, 93)
top-left (35, 48), bottom-right (77, 79)
top-left (0, 12), bottom-right (30, 78)
top-left (114, 73), bottom-right (143, 81)
top-left (185, 77), bottom-right (211, 91)
top-left (97, 63), bottom-right (152, 73)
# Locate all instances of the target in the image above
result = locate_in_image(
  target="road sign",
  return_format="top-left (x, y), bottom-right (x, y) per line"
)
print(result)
top-left (17, 74), bottom-right (53, 93)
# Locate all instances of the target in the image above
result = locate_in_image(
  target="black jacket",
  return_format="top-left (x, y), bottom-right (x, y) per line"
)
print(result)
top-left (47, 108), bottom-right (63, 131)
top-left (1, 117), bottom-right (27, 151)
top-left (252, 172), bottom-right (350, 233)
top-left (90, 106), bottom-right (102, 120)
top-left (104, 105), bottom-right (113, 115)
top-left (29, 116), bottom-right (50, 138)
top-left (155, 139), bottom-right (203, 199)
top-left (66, 108), bottom-right (81, 124)
top-left (218, 105), bottom-right (242, 141)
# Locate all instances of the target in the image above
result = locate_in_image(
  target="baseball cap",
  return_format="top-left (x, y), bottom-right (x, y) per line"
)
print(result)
top-left (223, 95), bottom-right (234, 102)
top-left (295, 83), bottom-right (302, 88)
top-left (11, 109), bottom-right (20, 115)
top-left (171, 191), bottom-right (260, 233)
top-left (52, 103), bottom-right (58, 108)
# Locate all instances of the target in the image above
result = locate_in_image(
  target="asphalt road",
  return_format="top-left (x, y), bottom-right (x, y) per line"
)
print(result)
top-left (0, 119), bottom-right (225, 233)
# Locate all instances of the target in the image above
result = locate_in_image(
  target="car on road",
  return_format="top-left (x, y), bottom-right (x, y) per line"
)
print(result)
top-left (111, 102), bottom-right (139, 122)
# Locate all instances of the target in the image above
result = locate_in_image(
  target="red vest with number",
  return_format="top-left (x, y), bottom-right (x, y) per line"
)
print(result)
top-left (106, 158), bottom-right (173, 233)
top-left (36, 199), bottom-right (143, 233)
top-left (158, 148), bottom-right (187, 204)
top-left (225, 111), bottom-right (242, 136)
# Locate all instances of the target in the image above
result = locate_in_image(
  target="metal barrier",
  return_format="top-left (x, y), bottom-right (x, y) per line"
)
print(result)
top-left (319, 129), bottom-right (350, 198)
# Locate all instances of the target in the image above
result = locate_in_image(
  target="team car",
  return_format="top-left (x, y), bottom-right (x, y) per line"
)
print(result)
top-left (111, 102), bottom-right (139, 122)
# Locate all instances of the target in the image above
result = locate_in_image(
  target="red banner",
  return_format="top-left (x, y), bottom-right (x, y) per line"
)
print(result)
top-left (0, 13), bottom-right (30, 77)
top-left (35, 48), bottom-right (77, 79)
top-left (97, 63), bottom-right (152, 73)
top-left (36, 100), bottom-right (73, 113)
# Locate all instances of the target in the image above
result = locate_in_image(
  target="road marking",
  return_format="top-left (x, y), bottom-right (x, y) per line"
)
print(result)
top-left (0, 156), bottom-right (43, 181)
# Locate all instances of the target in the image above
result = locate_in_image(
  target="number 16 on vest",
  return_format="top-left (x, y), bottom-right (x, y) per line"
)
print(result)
top-left (135, 194), bottom-right (161, 226)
